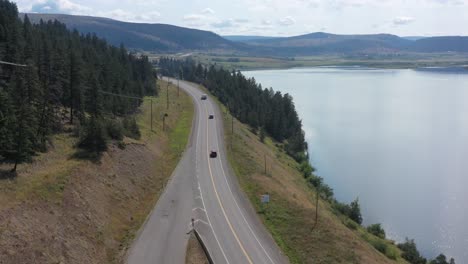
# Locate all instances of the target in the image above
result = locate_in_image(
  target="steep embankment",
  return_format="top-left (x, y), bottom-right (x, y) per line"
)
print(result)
top-left (196, 86), bottom-right (409, 264)
top-left (0, 81), bottom-right (193, 263)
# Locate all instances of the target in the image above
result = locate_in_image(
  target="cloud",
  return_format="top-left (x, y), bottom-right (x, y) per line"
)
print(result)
top-left (31, 0), bottom-right (90, 14)
top-left (201, 7), bottom-right (215, 14)
top-left (211, 19), bottom-right (234, 28)
top-left (95, 9), bottom-right (160, 22)
top-left (278, 16), bottom-right (296, 26)
top-left (428, 0), bottom-right (465, 5)
top-left (234, 18), bottom-right (249, 23)
top-left (393, 16), bottom-right (415, 25)
top-left (183, 14), bottom-right (207, 21)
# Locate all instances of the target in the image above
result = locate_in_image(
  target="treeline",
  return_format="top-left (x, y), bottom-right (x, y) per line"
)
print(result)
top-left (158, 57), bottom-right (307, 162)
top-left (0, 0), bottom-right (156, 171)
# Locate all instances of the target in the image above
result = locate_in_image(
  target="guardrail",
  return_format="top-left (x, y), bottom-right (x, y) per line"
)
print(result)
top-left (193, 229), bottom-right (215, 264)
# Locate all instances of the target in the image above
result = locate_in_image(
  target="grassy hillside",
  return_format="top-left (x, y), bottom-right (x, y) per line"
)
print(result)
top-left (23, 13), bottom-right (241, 53)
top-left (0, 80), bottom-right (193, 263)
top-left (196, 85), bottom-right (409, 264)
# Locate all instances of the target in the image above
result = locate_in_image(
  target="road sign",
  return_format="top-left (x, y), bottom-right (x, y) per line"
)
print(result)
top-left (261, 194), bottom-right (270, 204)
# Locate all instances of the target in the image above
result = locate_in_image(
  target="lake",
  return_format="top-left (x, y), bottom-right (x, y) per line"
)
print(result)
top-left (243, 67), bottom-right (468, 262)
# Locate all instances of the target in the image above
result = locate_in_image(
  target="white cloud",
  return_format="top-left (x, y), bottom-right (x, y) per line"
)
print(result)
top-left (183, 14), bottom-right (207, 21)
top-left (278, 16), bottom-right (296, 26)
top-left (393, 16), bottom-right (415, 25)
top-left (95, 9), bottom-right (160, 22)
top-left (201, 7), bottom-right (215, 14)
top-left (211, 19), bottom-right (234, 28)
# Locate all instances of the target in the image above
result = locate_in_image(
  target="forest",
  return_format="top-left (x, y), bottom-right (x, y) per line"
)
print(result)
top-left (158, 57), bottom-right (308, 162)
top-left (0, 0), bottom-right (156, 172)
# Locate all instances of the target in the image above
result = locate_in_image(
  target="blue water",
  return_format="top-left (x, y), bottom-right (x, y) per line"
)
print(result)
top-left (244, 67), bottom-right (468, 262)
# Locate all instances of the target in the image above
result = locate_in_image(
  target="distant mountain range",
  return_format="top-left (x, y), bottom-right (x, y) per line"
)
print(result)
top-left (23, 13), bottom-right (468, 56)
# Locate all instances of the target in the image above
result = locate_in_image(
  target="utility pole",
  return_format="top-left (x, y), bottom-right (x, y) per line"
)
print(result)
top-left (166, 81), bottom-right (169, 109)
top-left (150, 99), bottom-right (153, 131)
top-left (163, 113), bottom-right (168, 132)
top-left (177, 77), bottom-right (180, 97)
top-left (264, 154), bottom-right (267, 174)
top-left (231, 112), bottom-right (234, 149)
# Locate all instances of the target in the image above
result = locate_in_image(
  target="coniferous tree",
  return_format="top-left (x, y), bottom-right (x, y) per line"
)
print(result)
top-left (0, 0), bottom-right (156, 169)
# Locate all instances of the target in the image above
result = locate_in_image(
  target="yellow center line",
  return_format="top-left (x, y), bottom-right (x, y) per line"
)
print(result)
top-left (204, 102), bottom-right (254, 264)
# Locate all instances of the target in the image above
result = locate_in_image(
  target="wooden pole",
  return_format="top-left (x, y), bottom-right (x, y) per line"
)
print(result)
top-left (166, 82), bottom-right (169, 109)
top-left (150, 99), bottom-right (153, 131)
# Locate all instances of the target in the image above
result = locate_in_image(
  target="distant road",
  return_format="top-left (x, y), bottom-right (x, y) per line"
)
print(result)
top-left (126, 79), bottom-right (288, 264)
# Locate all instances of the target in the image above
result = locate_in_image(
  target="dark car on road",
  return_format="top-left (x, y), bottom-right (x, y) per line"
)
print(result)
top-left (201, 94), bottom-right (207, 100)
top-left (210, 150), bottom-right (217, 158)
top-left (209, 114), bottom-right (214, 119)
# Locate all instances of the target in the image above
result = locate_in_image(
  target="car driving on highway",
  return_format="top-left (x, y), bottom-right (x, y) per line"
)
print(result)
top-left (209, 150), bottom-right (217, 158)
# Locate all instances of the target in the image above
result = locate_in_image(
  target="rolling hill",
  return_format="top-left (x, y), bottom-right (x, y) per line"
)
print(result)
top-left (239, 32), bottom-right (468, 54)
top-left (23, 13), bottom-right (242, 53)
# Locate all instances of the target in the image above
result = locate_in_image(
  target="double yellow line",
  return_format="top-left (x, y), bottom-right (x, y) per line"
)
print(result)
top-left (203, 103), bottom-right (254, 264)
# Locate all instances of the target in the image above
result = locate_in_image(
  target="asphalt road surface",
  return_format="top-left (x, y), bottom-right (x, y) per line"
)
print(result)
top-left (126, 78), bottom-right (288, 264)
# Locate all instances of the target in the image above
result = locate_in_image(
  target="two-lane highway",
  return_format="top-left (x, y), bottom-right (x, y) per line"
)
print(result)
top-left (127, 79), bottom-right (288, 264)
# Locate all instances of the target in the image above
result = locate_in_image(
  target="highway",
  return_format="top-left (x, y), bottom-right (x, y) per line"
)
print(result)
top-left (126, 79), bottom-right (288, 264)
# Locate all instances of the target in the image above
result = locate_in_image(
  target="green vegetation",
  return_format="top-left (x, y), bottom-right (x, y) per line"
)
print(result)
top-left (0, 0), bottom-right (156, 172)
top-left (398, 238), bottom-right (427, 264)
top-left (429, 254), bottom-right (456, 264)
top-left (185, 53), bottom-right (468, 71)
top-left (367, 223), bottom-right (386, 239)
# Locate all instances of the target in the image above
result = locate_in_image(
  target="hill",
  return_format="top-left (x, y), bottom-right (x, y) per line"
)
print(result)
top-left (222, 35), bottom-right (279, 42)
top-left (410, 36), bottom-right (468, 52)
top-left (239, 32), bottom-right (468, 55)
top-left (23, 13), bottom-right (242, 53)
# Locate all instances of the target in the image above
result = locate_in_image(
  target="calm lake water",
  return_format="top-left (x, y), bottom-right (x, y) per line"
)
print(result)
top-left (243, 67), bottom-right (468, 261)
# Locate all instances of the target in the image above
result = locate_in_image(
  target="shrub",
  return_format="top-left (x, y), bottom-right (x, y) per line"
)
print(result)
top-left (259, 126), bottom-right (266, 143)
top-left (333, 198), bottom-right (363, 225)
top-left (370, 239), bottom-right (388, 255)
top-left (320, 184), bottom-right (334, 200)
top-left (398, 238), bottom-right (427, 264)
top-left (308, 175), bottom-right (323, 188)
top-left (367, 223), bottom-right (386, 239)
top-left (345, 218), bottom-right (358, 230)
top-left (78, 117), bottom-right (107, 152)
top-left (105, 119), bottom-right (124, 140)
top-left (349, 198), bottom-right (363, 225)
top-left (123, 117), bottom-right (141, 139)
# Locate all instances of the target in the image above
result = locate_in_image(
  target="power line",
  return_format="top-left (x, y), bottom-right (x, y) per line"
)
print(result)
top-left (98, 90), bottom-right (144, 100)
top-left (0, 60), bottom-right (28, 67)
top-left (98, 90), bottom-right (156, 131)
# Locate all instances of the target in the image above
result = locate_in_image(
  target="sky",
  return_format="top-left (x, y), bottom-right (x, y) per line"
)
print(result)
top-left (12, 0), bottom-right (468, 37)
